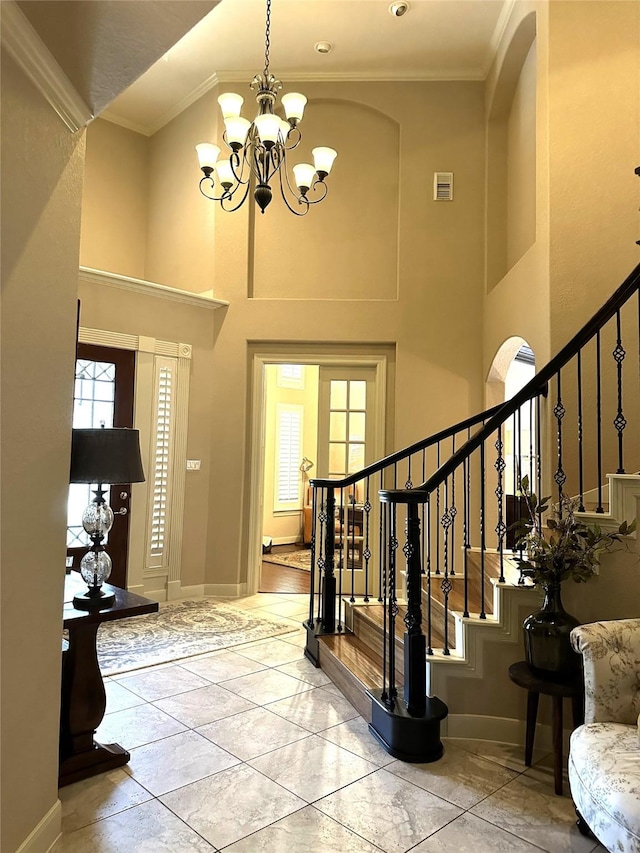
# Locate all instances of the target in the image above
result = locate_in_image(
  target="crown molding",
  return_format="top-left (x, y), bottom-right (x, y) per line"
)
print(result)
top-left (97, 111), bottom-right (152, 137)
top-left (483, 0), bottom-right (518, 78)
top-left (1, 0), bottom-right (93, 132)
top-left (79, 267), bottom-right (229, 310)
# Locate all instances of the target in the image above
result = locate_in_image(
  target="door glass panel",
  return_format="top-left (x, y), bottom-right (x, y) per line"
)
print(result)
top-left (349, 412), bottom-right (366, 442)
top-left (330, 380), bottom-right (347, 410)
top-left (330, 412), bottom-right (346, 441)
top-left (67, 358), bottom-right (116, 547)
top-left (349, 380), bottom-right (366, 410)
top-left (329, 443), bottom-right (346, 473)
top-left (348, 444), bottom-right (365, 472)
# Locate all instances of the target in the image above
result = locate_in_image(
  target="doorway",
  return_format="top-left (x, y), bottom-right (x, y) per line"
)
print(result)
top-left (249, 351), bottom-right (387, 596)
top-left (66, 342), bottom-right (136, 589)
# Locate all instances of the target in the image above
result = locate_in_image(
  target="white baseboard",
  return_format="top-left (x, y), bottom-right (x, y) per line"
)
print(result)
top-left (176, 584), bottom-right (205, 599)
top-left (443, 713), bottom-right (572, 753)
top-left (141, 581), bottom-right (248, 601)
top-left (126, 584), bottom-right (145, 596)
top-left (15, 799), bottom-right (61, 853)
top-left (269, 535), bottom-right (302, 546)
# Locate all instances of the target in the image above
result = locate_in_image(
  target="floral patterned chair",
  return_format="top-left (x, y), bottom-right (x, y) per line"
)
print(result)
top-left (569, 619), bottom-right (640, 852)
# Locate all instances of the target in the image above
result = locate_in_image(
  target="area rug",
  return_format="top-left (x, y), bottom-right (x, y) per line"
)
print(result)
top-left (96, 599), bottom-right (298, 676)
top-left (263, 549), bottom-right (312, 572)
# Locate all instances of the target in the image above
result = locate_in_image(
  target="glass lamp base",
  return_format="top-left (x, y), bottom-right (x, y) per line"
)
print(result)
top-left (73, 588), bottom-right (115, 610)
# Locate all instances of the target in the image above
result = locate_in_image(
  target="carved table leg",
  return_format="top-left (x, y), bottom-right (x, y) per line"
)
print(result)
top-left (59, 621), bottom-right (129, 787)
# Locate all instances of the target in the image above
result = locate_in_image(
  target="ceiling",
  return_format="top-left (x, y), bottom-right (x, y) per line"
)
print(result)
top-left (103, 0), bottom-right (510, 135)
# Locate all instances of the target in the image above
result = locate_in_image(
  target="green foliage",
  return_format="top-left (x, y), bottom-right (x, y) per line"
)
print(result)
top-left (510, 475), bottom-right (637, 586)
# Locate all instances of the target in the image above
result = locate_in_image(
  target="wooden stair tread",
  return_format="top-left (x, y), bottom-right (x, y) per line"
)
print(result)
top-left (320, 633), bottom-right (385, 691)
top-left (352, 604), bottom-right (448, 651)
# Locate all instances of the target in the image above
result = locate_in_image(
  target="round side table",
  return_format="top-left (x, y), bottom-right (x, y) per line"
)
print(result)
top-left (508, 660), bottom-right (584, 795)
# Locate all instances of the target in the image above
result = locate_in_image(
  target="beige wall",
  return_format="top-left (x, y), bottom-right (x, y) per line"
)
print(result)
top-left (262, 365), bottom-right (319, 543)
top-left (1, 51), bottom-right (85, 853)
top-left (80, 120), bottom-right (149, 278)
top-left (80, 78), bottom-right (487, 588)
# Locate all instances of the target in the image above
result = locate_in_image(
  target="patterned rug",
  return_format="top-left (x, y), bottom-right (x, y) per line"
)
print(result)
top-left (263, 549), bottom-right (312, 572)
top-left (96, 599), bottom-right (298, 676)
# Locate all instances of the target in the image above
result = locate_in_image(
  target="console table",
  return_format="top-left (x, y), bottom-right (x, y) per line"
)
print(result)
top-left (59, 572), bottom-right (158, 787)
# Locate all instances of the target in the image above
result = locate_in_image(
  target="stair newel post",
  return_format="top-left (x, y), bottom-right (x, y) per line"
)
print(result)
top-left (308, 485), bottom-right (318, 626)
top-left (387, 500), bottom-right (398, 705)
top-left (323, 486), bottom-right (337, 632)
top-left (403, 497), bottom-right (427, 717)
top-left (425, 494), bottom-right (433, 655)
top-left (381, 500), bottom-right (389, 702)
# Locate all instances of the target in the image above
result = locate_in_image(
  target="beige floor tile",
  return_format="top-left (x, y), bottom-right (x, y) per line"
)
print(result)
top-left (256, 601), bottom-right (309, 619)
top-left (52, 798), bottom-right (215, 852)
top-left (411, 812), bottom-right (552, 852)
top-left (230, 593), bottom-right (290, 609)
top-left (249, 734), bottom-right (377, 802)
top-left (234, 638), bottom-right (305, 666)
top-left (280, 629), bottom-right (308, 648)
top-left (115, 665), bottom-right (212, 701)
top-left (96, 703), bottom-right (187, 750)
top-left (387, 741), bottom-right (518, 809)
top-left (224, 805), bottom-right (382, 852)
top-left (318, 716), bottom-right (396, 766)
top-left (103, 679), bottom-right (146, 714)
top-left (153, 683), bottom-right (256, 728)
top-left (315, 767), bottom-right (462, 853)
top-left (125, 729), bottom-right (240, 796)
top-left (267, 685), bottom-right (359, 732)
top-left (222, 668), bottom-right (314, 704)
top-left (470, 773), bottom-right (598, 852)
top-left (179, 650), bottom-right (267, 682)
top-left (160, 762), bottom-right (305, 848)
top-left (276, 657), bottom-right (332, 686)
top-left (197, 706), bottom-right (311, 760)
top-left (59, 768), bottom-right (153, 833)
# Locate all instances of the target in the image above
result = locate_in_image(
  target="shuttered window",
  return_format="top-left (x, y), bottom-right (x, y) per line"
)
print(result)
top-left (148, 360), bottom-right (175, 565)
top-left (275, 403), bottom-right (303, 510)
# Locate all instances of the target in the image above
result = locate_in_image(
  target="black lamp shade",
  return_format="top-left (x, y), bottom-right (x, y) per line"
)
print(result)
top-left (70, 428), bottom-right (145, 485)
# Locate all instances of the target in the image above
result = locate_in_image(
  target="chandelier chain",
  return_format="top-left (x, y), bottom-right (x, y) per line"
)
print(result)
top-left (264, 0), bottom-right (272, 79)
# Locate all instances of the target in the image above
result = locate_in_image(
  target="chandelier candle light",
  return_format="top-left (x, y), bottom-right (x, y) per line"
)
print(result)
top-left (196, 0), bottom-right (337, 215)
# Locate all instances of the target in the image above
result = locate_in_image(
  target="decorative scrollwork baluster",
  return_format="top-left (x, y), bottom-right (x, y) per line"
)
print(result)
top-left (613, 308), bottom-right (627, 473)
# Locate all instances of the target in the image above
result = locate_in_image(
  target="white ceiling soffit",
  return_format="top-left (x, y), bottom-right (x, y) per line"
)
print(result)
top-left (103, 0), bottom-right (513, 137)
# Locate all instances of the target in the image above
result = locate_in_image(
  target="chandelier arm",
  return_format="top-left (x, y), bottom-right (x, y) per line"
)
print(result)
top-left (282, 125), bottom-right (301, 151)
top-left (199, 176), bottom-right (230, 202)
top-left (219, 180), bottom-right (252, 212)
top-left (276, 161), bottom-right (310, 216)
top-left (229, 149), bottom-right (251, 187)
top-left (303, 178), bottom-right (329, 205)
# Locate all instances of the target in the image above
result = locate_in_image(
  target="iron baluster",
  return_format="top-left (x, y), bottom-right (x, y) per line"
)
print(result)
top-left (308, 486), bottom-right (317, 626)
top-left (596, 331), bottom-right (604, 512)
top-left (348, 489), bottom-right (356, 604)
top-left (450, 435), bottom-right (457, 576)
top-left (426, 495), bottom-right (433, 655)
top-left (494, 428), bottom-right (506, 584)
top-left (420, 448), bottom-right (427, 575)
top-left (535, 394), bottom-right (543, 533)
top-left (553, 371), bottom-right (566, 510)
top-left (613, 308), bottom-right (627, 473)
top-left (576, 349), bottom-right (585, 510)
top-left (441, 478), bottom-right (452, 655)
top-left (317, 489), bottom-right (327, 620)
top-left (378, 470), bottom-right (384, 602)
top-left (406, 454), bottom-right (413, 490)
top-left (529, 392), bottom-right (534, 489)
top-left (480, 440), bottom-right (486, 619)
top-left (435, 442), bottom-right (441, 575)
top-left (363, 476), bottom-right (371, 602)
top-left (462, 456), bottom-right (470, 617)
top-left (516, 406), bottom-right (522, 493)
top-left (381, 502), bottom-right (388, 702)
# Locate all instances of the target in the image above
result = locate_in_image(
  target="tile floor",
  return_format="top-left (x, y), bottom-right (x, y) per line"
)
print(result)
top-left (53, 593), bottom-right (606, 853)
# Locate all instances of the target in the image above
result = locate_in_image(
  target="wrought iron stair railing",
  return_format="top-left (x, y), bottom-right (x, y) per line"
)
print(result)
top-left (305, 262), bottom-right (640, 762)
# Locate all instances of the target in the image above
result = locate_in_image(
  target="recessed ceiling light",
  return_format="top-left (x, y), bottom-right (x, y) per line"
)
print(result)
top-left (389, 2), bottom-right (410, 17)
top-left (314, 41), bottom-right (334, 55)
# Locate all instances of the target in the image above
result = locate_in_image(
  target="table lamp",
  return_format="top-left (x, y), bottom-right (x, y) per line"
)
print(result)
top-left (69, 427), bottom-right (145, 609)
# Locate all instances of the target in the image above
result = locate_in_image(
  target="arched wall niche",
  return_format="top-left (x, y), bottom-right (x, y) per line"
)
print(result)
top-left (487, 11), bottom-right (537, 293)
top-left (486, 334), bottom-right (532, 408)
top-left (251, 97), bottom-right (400, 301)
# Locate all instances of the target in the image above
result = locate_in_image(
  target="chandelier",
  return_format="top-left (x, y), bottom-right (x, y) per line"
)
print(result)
top-left (196, 0), bottom-right (337, 215)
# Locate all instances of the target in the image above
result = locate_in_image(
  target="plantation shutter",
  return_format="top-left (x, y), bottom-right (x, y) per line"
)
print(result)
top-left (275, 403), bottom-right (303, 510)
top-left (147, 359), bottom-right (176, 567)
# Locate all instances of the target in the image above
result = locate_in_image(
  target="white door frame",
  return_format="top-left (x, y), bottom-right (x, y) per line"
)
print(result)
top-left (248, 350), bottom-right (388, 595)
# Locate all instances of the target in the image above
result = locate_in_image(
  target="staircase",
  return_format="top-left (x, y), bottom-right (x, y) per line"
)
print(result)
top-left (305, 263), bottom-right (640, 761)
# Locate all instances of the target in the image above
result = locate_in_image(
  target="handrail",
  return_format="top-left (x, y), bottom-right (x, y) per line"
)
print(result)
top-left (309, 401), bottom-right (505, 490)
top-left (414, 263), bottom-right (640, 497)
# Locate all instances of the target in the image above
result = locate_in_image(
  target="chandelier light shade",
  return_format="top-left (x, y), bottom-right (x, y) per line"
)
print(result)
top-left (196, 0), bottom-right (337, 216)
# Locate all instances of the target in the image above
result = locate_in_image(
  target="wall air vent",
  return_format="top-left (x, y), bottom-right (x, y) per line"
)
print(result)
top-left (433, 172), bottom-right (454, 201)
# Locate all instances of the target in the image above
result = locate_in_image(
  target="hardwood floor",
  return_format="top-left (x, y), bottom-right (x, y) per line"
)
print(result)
top-left (259, 545), bottom-right (311, 594)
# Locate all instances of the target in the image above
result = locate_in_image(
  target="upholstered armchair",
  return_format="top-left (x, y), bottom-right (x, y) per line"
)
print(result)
top-left (569, 619), bottom-right (640, 852)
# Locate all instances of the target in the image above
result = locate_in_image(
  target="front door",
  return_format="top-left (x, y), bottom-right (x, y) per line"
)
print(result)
top-left (66, 343), bottom-right (135, 589)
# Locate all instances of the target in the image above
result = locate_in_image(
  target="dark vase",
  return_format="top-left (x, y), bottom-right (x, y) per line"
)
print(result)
top-left (523, 581), bottom-right (581, 677)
